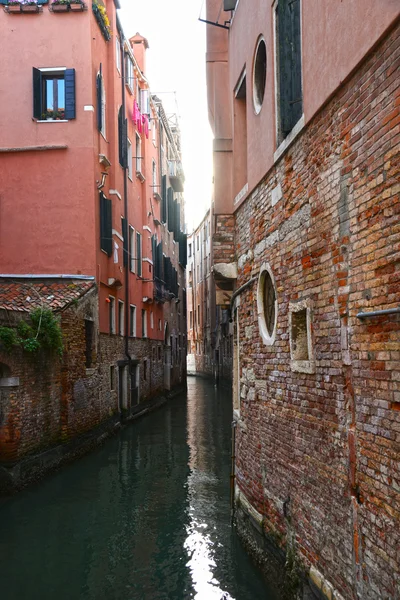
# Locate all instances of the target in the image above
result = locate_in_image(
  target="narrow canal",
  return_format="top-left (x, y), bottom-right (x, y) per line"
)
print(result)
top-left (0, 378), bottom-right (275, 600)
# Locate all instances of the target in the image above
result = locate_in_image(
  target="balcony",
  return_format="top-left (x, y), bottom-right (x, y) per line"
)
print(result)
top-left (168, 160), bottom-right (185, 193)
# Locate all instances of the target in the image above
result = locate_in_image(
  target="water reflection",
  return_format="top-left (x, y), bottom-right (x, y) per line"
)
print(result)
top-left (0, 378), bottom-right (273, 600)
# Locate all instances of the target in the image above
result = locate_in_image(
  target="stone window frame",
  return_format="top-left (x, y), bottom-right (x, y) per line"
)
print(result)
top-left (289, 298), bottom-right (315, 374)
top-left (257, 262), bottom-right (278, 346)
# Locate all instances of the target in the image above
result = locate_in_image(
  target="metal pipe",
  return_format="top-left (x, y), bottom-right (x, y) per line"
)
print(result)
top-left (230, 420), bottom-right (237, 522)
top-left (229, 276), bottom-right (257, 312)
top-left (357, 307), bottom-right (400, 319)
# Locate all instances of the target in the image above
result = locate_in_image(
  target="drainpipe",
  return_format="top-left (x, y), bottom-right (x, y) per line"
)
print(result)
top-left (230, 420), bottom-right (237, 522)
top-left (120, 24), bottom-right (131, 365)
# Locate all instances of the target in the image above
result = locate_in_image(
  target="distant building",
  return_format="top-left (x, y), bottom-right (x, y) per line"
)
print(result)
top-left (187, 209), bottom-right (232, 381)
top-left (206, 0), bottom-right (400, 598)
top-left (0, 0), bottom-right (186, 491)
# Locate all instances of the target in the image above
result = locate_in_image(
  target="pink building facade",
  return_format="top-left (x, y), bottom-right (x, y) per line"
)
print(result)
top-left (0, 0), bottom-right (187, 490)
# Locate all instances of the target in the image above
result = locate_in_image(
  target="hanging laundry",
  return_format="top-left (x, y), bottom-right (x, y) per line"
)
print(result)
top-left (113, 241), bottom-right (119, 264)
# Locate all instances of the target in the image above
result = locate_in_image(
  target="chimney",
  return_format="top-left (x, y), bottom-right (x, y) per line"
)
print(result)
top-left (129, 32), bottom-right (149, 75)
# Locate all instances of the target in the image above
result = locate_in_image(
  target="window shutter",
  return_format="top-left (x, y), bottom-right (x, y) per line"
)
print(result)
top-left (96, 66), bottom-right (102, 131)
top-left (161, 175), bottom-right (167, 223)
top-left (291, 0), bottom-right (303, 126)
top-left (122, 217), bottom-right (128, 266)
top-left (167, 187), bottom-right (173, 233)
top-left (64, 68), bottom-right (76, 120)
top-left (100, 192), bottom-right (112, 257)
top-left (33, 68), bottom-right (42, 120)
top-left (122, 118), bottom-right (128, 167)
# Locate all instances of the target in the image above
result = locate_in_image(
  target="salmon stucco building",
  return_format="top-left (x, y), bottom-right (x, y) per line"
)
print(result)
top-left (206, 0), bottom-right (400, 598)
top-left (0, 0), bottom-right (187, 492)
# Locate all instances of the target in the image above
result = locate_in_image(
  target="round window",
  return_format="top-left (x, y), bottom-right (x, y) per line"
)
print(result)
top-left (253, 37), bottom-right (267, 114)
top-left (263, 272), bottom-right (276, 336)
top-left (257, 264), bottom-right (277, 346)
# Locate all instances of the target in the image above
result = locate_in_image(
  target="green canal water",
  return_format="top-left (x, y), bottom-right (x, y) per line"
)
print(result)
top-left (0, 377), bottom-right (275, 600)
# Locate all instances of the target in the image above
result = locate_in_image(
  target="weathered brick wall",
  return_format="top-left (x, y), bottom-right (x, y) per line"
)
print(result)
top-left (213, 215), bottom-right (235, 264)
top-left (233, 23), bottom-right (399, 600)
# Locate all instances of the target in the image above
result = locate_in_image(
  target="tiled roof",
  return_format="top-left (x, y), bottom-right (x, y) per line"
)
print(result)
top-left (0, 279), bottom-right (95, 313)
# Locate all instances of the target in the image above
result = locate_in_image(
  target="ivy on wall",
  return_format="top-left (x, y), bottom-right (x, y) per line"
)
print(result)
top-left (0, 308), bottom-right (63, 357)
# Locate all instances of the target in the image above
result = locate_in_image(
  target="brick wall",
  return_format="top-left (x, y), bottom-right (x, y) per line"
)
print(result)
top-left (213, 215), bottom-right (235, 264)
top-left (233, 23), bottom-right (400, 599)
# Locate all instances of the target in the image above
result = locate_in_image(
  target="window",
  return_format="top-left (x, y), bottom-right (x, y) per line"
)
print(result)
top-left (126, 56), bottom-right (134, 92)
top-left (136, 232), bottom-right (142, 277)
top-left (143, 359), bottom-right (147, 381)
top-left (152, 119), bottom-right (157, 145)
top-left (118, 106), bottom-right (127, 167)
top-left (253, 37), bottom-right (267, 114)
top-left (33, 67), bottom-right (75, 121)
top-left (197, 235), bottom-right (199, 251)
top-left (197, 304), bottom-right (200, 324)
top-left (289, 300), bottom-right (315, 373)
top-left (118, 300), bottom-right (124, 336)
top-left (142, 309), bottom-right (147, 338)
top-left (116, 37), bottom-right (121, 73)
top-left (158, 319), bottom-right (162, 331)
top-left (257, 264), bottom-right (277, 346)
top-left (109, 296), bottom-right (116, 334)
top-left (189, 311), bottom-right (193, 328)
top-left (129, 226), bottom-right (135, 273)
top-left (95, 69), bottom-right (106, 136)
top-left (136, 133), bottom-right (142, 174)
top-left (276, 0), bottom-right (302, 142)
top-left (127, 139), bottom-right (133, 180)
top-left (130, 305), bottom-right (136, 337)
top-left (110, 365), bottom-right (116, 390)
top-left (84, 319), bottom-right (94, 368)
top-left (100, 192), bottom-right (112, 256)
top-left (188, 243), bottom-right (192, 258)
top-left (150, 311), bottom-right (154, 329)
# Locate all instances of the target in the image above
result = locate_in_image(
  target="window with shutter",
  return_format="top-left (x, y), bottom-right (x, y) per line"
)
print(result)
top-left (33, 67), bottom-right (76, 121)
top-left (161, 175), bottom-right (167, 223)
top-left (121, 217), bottom-right (128, 267)
top-left (136, 232), bottom-right (142, 277)
top-left (100, 192), bottom-right (112, 256)
top-left (276, 0), bottom-right (302, 142)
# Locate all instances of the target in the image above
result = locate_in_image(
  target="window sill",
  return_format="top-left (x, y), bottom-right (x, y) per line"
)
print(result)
top-left (274, 114), bottom-right (305, 164)
top-left (37, 119), bottom-right (69, 123)
top-left (290, 359), bottom-right (315, 374)
top-left (136, 171), bottom-right (145, 182)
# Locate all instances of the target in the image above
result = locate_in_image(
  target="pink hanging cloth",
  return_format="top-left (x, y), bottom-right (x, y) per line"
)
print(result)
top-left (132, 100), bottom-right (139, 124)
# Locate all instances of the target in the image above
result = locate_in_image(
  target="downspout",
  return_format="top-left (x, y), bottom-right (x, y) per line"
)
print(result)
top-left (119, 24), bottom-right (131, 364)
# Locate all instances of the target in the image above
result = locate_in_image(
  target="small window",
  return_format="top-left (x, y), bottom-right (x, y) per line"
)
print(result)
top-left (118, 300), bottom-right (124, 336)
top-left (158, 319), bottom-right (162, 331)
top-left (152, 159), bottom-right (157, 192)
top-left (127, 139), bottom-right (133, 180)
top-left (136, 232), bottom-right (142, 277)
top-left (110, 365), bottom-right (116, 390)
top-left (253, 37), bottom-right (267, 114)
top-left (150, 311), bottom-right (154, 329)
top-left (188, 243), bottom-right (192, 258)
top-left (136, 134), bottom-right (142, 174)
top-left (152, 119), bottom-right (157, 145)
top-left (142, 309), bottom-right (147, 338)
top-left (257, 264), bottom-right (277, 345)
top-left (109, 296), bottom-right (116, 334)
top-left (130, 305), bottom-right (136, 336)
top-left (126, 56), bottom-right (134, 92)
top-left (289, 301), bottom-right (315, 373)
top-left (95, 70), bottom-right (106, 136)
top-left (116, 37), bottom-right (121, 73)
top-left (129, 226), bottom-right (135, 273)
top-left (33, 67), bottom-right (75, 121)
top-left (143, 359), bottom-right (147, 381)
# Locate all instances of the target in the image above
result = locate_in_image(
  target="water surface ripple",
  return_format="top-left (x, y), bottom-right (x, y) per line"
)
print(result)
top-left (0, 377), bottom-right (275, 600)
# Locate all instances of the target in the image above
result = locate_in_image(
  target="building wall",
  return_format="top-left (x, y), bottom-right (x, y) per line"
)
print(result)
top-left (231, 22), bottom-right (400, 600)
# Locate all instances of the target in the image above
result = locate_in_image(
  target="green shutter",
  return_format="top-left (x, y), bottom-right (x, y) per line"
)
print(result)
top-left (96, 66), bottom-right (102, 132)
top-left (122, 218), bottom-right (128, 266)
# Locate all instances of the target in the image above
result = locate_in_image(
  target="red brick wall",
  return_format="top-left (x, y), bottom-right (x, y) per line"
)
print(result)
top-left (233, 23), bottom-right (400, 599)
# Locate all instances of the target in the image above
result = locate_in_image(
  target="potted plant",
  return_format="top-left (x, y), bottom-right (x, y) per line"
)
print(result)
top-left (69, 0), bottom-right (84, 10)
top-left (21, 0), bottom-right (40, 12)
top-left (51, 0), bottom-right (69, 11)
top-left (8, 1), bottom-right (22, 12)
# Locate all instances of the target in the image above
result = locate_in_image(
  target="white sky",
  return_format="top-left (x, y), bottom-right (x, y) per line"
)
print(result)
top-left (118, 0), bottom-right (214, 232)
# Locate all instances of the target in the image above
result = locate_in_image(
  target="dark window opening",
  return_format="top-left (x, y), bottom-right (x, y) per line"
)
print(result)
top-left (263, 272), bottom-right (276, 337)
top-left (291, 309), bottom-right (309, 361)
top-left (253, 38), bottom-right (267, 113)
top-left (100, 192), bottom-right (112, 256)
top-left (110, 365), bottom-right (116, 390)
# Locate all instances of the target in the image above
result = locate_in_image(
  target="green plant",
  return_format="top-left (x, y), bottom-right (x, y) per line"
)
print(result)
top-left (0, 327), bottom-right (18, 352)
top-left (0, 308), bottom-right (63, 357)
